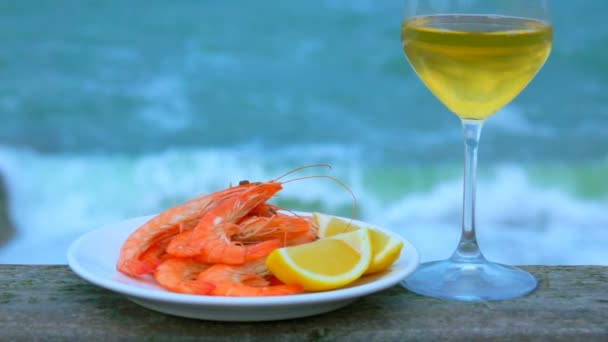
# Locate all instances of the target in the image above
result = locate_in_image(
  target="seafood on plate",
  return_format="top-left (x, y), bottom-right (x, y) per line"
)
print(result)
top-left (116, 165), bottom-right (341, 297)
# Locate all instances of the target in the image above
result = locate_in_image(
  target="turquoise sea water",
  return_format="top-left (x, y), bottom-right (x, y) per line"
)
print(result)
top-left (0, 1), bottom-right (607, 264)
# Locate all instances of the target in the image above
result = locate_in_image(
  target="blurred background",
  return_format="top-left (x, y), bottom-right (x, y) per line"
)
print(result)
top-left (0, 0), bottom-right (606, 264)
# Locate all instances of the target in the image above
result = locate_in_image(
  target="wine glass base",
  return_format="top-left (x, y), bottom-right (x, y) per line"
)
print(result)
top-left (401, 259), bottom-right (537, 301)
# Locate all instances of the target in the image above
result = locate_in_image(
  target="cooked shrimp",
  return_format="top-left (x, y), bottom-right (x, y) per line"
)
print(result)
top-left (136, 233), bottom-right (175, 274)
top-left (153, 257), bottom-right (214, 295)
top-left (117, 184), bottom-right (258, 277)
top-left (235, 213), bottom-right (314, 244)
top-left (200, 233), bottom-right (282, 264)
top-left (165, 181), bottom-right (283, 259)
top-left (118, 164), bottom-right (337, 278)
top-left (196, 261), bottom-right (303, 297)
top-left (168, 225), bottom-right (282, 265)
top-left (246, 203), bottom-right (280, 217)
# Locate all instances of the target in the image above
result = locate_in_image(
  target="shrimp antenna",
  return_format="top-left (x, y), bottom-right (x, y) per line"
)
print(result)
top-left (282, 174), bottom-right (357, 224)
top-left (273, 164), bottom-right (333, 182)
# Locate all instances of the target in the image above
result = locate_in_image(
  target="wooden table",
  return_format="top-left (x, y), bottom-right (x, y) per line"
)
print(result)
top-left (0, 265), bottom-right (606, 340)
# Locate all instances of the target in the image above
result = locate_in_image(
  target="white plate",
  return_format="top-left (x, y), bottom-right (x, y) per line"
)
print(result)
top-left (67, 214), bottom-right (419, 322)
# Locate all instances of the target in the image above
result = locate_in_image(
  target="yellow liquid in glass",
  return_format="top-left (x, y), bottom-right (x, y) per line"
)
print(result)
top-left (401, 15), bottom-right (552, 120)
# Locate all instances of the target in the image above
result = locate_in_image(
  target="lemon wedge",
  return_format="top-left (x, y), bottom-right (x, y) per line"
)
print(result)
top-left (313, 212), bottom-right (404, 275)
top-left (265, 228), bottom-right (373, 291)
top-left (313, 211), bottom-right (359, 237)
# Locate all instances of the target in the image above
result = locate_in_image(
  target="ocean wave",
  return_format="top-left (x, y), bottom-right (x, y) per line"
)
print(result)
top-left (372, 165), bottom-right (608, 266)
top-left (0, 145), bottom-right (606, 265)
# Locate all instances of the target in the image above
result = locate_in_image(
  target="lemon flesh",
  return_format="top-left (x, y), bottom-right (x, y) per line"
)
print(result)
top-left (313, 212), bottom-right (404, 275)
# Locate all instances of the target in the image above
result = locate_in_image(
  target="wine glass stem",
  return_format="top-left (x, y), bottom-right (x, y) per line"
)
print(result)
top-left (451, 119), bottom-right (485, 263)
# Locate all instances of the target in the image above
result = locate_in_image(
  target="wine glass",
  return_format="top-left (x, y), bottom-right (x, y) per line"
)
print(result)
top-left (399, 0), bottom-right (552, 301)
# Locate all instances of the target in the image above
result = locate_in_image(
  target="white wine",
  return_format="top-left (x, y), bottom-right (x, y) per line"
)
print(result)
top-left (401, 15), bottom-right (552, 119)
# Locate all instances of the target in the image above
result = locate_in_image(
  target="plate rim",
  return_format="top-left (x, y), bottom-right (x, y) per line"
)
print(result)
top-left (67, 213), bottom-right (420, 308)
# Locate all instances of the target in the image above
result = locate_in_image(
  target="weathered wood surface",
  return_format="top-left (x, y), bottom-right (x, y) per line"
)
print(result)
top-left (0, 265), bottom-right (606, 341)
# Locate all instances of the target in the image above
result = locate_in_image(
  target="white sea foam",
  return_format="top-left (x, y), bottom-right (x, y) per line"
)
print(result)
top-left (0, 146), bottom-right (269, 263)
top-left (0, 146), bottom-right (606, 265)
top-left (372, 165), bottom-right (608, 265)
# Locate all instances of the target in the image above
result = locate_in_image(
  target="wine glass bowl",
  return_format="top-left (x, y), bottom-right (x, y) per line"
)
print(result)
top-left (399, 0), bottom-right (552, 301)
top-left (401, 15), bottom-right (552, 120)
